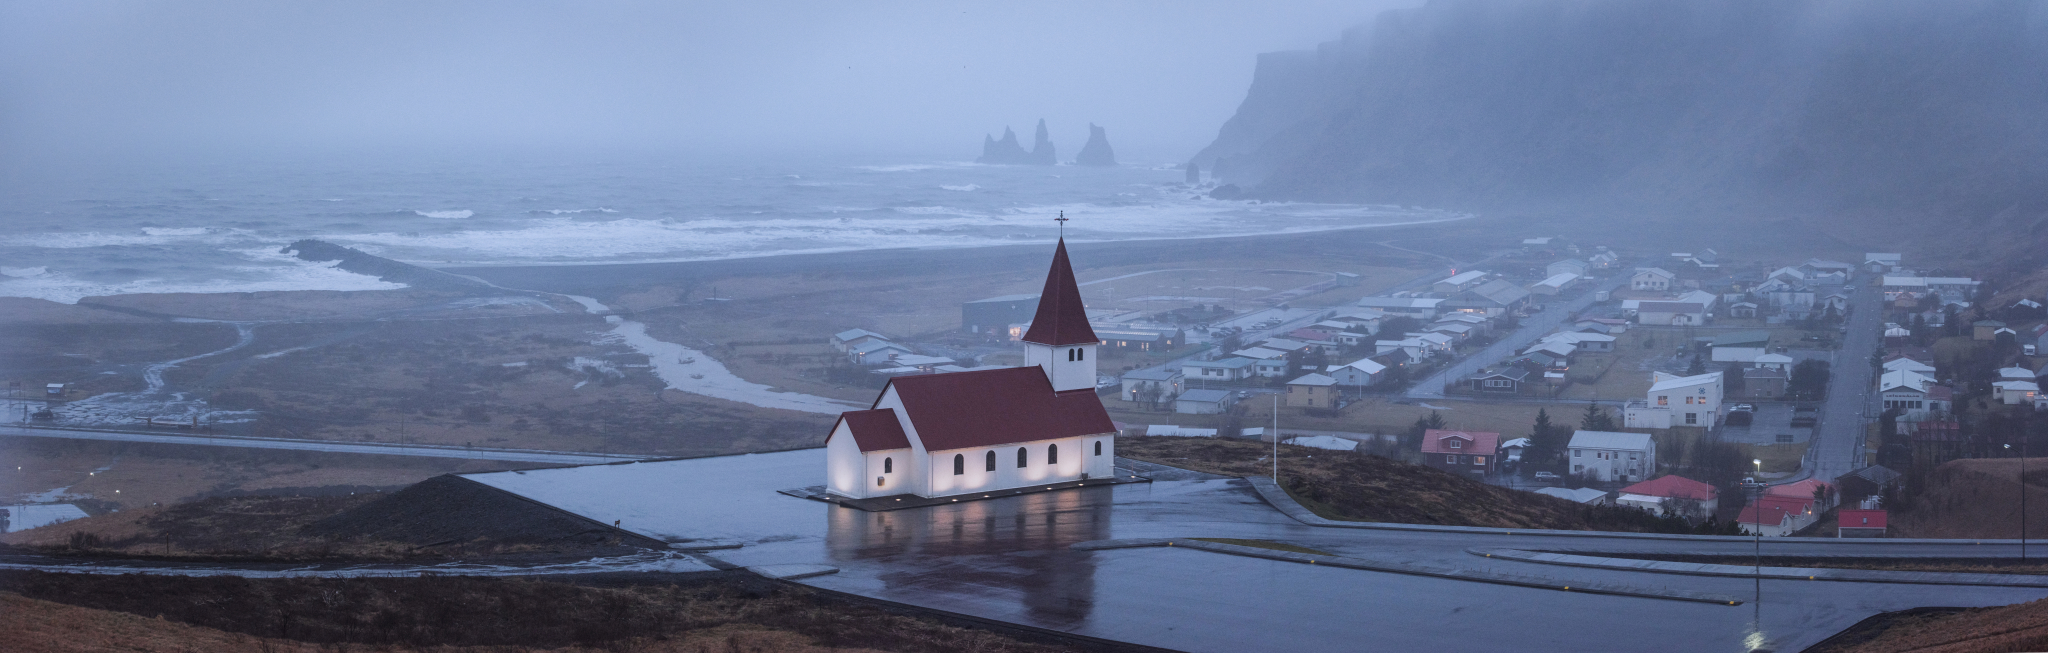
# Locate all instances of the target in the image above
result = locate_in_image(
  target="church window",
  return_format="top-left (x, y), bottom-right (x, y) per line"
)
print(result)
top-left (1067, 348), bottom-right (1075, 362)
top-left (1095, 441), bottom-right (1102, 456)
top-left (952, 454), bottom-right (963, 475)
top-left (884, 457), bottom-right (893, 474)
top-left (985, 450), bottom-right (996, 471)
top-left (1048, 444), bottom-right (1058, 465)
top-left (1017, 447), bottom-right (1028, 468)
top-left (1077, 348), bottom-right (1084, 361)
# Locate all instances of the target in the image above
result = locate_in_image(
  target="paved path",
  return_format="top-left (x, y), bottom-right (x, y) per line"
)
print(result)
top-left (1786, 282), bottom-right (1884, 486)
top-left (1406, 274), bottom-right (1630, 400)
top-left (0, 425), bottom-right (647, 464)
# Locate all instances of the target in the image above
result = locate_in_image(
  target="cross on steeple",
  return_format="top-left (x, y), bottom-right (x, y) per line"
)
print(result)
top-left (1055, 211), bottom-right (1068, 238)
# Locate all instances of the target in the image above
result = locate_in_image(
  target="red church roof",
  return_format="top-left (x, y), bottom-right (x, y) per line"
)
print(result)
top-left (833, 408), bottom-right (910, 452)
top-left (1620, 475), bottom-right (1717, 501)
top-left (880, 366), bottom-right (1115, 452)
top-left (1020, 239), bottom-right (1098, 347)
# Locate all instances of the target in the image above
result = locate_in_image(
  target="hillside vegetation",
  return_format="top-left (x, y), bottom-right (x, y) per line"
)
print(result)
top-left (1116, 436), bottom-right (1730, 533)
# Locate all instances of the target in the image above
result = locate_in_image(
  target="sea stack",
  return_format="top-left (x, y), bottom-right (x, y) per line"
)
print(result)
top-left (1074, 123), bottom-right (1117, 167)
top-left (1028, 119), bottom-right (1057, 165)
top-left (977, 127), bottom-right (1035, 164)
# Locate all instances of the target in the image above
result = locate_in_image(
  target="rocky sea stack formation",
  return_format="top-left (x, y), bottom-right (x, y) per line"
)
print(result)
top-left (1074, 123), bottom-right (1117, 167)
top-left (1188, 0), bottom-right (2048, 252)
top-left (978, 119), bottom-right (1058, 165)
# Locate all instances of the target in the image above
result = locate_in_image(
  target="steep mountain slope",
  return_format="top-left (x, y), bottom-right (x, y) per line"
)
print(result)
top-left (1194, 0), bottom-right (2048, 256)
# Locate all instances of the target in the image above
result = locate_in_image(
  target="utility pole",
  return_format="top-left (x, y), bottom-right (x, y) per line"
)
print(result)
top-left (1272, 393), bottom-right (1280, 483)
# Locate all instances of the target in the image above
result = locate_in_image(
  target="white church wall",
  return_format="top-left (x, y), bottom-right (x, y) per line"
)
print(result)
top-left (1084, 436), bottom-right (1115, 479)
top-left (824, 421), bottom-right (867, 498)
top-left (926, 435), bottom-right (1088, 497)
top-left (1025, 342), bottom-right (1098, 393)
top-left (866, 450), bottom-right (908, 496)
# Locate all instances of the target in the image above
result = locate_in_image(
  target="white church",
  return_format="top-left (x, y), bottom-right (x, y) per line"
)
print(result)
top-left (824, 239), bottom-right (1118, 499)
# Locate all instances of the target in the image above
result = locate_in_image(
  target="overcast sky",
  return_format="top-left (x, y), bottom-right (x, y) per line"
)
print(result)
top-left (0, 1), bottom-right (1415, 166)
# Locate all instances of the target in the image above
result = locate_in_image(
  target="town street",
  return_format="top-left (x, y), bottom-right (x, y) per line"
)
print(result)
top-left (1789, 280), bottom-right (1885, 485)
top-left (1405, 273), bottom-right (1632, 400)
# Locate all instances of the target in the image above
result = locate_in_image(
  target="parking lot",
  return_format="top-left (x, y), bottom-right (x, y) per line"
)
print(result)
top-left (1717, 401), bottom-right (1814, 445)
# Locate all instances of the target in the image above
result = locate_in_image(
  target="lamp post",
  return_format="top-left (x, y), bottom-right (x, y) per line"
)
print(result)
top-left (2009, 442), bottom-right (2028, 561)
top-left (1751, 459), bottom-right (1763, 577)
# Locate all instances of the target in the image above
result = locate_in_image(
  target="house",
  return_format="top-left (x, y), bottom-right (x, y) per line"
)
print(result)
top-left (1728, 302), bottom-right (1759, 318)
top-left (1548, 259), bottom-right (1591, 278)
top-left (1174, 388), bottom-right (1236, 415)
top-left (1467, 367), bottom-right (1532, 394)
top-left (1433, 270), bottom-right (1491, 293)
top-left (824, 240), bottom-right (1115, 500)
top-left (1753, 353), bottom-right (1794, 371)
top-left (1095, 325), bottom-right (1183, 352)
top-left (1632, 268), bottom-right (1676, 291)
top-left (2000, 367), bottom-right (2037, 381)
top-left (1739, 494), bottom-right (1818, 537)
top-left (1355, 297), bottom-right (1443, 319)
top-left (848, 339), bottom-right (916, 365)
top-left (1119, 367), bottom-right (1183, 404)
top-left (1184, 356), bottom-right (1255, 382)
top-left (961, 294), bottom-right (1040, 334)
top-left (1839, 507), bottom-right (1888, 538)
top-left (1253, 358), bottom-right (1292, 379)
top-left (1637, 301), bottom-right (1707, 325)
top-left (1285, 374), bottom-right (1338, 408)
top-left (1879, 369), bottom-right (1948, 417)
top-left (1535, 487), bottom-right (1611, 505)
top-left (1864, 253), bottom-right (1902, 272)
top-left (1589, 251), bottom-right (1620, 269)
top-left (1422, 429), bottom-right (1500, 476)
top-left (1376, 339), bottom-right (1427, 360)
top-left (1567, 430), bottom-right (1656, 483)
top-left (1882, 356), bottom-right (1935, 376)
top-left (1444, 279), bottom-right (1533, 316)
top-left (1973, 320), bottom-right (2007, 341)
top-left (1499, 437), bottom-right (1530, 462)
top-left (1615, 475), bottom-right (1719, 518)
top-left (1530, 273), bottom-right (1578, 295)
top-left (1326, 358), bottom-right (1387, 387)
top-left (1742, 367), bottom-right (1787, 398)
top-left (1231, 345), bottom-right (1289, 360)
top-left (1996, 380), bottom-right (2039, 405)
top-left (1709, 330), bottom-right (1773, 363)
top-left (1835, 466), bottom-right (1903, 505)
top-left (1624, 372), bottom-right (1724, 429)
top-left (831, 329), bottom-right (892, 353)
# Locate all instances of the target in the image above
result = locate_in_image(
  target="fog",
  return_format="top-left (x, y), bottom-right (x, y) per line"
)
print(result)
top-left (1, 0), bottom-right (1416, 167)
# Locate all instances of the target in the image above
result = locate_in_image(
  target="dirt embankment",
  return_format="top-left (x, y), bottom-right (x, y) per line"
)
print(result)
top-left (1813, 597), bottom-right (2048, 653)
top-left (1893, 458), bottom-right (2048, 539)
top-left (0, 572), bottom-right (1143, 653)
top-left (5, 477), bottom-right (650, 563)
top-left (1115, 436), bottom-right (1726, 533)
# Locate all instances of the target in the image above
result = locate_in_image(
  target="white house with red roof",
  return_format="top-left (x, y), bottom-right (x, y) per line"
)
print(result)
top-left (823, 240), bottom-right (1118, 500)
top-left (1615, 475), bottom-right (1718, 517)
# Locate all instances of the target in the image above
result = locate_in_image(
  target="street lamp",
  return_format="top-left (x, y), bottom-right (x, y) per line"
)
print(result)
top-left (2009, 443), bottom-right (2028, 561)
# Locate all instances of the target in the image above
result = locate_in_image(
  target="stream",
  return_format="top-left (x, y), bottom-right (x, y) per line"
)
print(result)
top-left (565, 296), bottom-right (858, 415)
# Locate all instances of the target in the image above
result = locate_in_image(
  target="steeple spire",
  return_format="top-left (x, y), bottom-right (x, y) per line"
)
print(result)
top-left (1020, 238), bottom-right (1096, 346)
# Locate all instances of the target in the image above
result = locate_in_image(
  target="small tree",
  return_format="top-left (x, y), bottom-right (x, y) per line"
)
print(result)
top-left (1581, 402), bottom-right (1617, 432)
top-left (1404, 411), bottom-right (1446, 450)
top-left (1529, 408), bottom-right (1564, 463)
top-left (1788, 359), bottom-right (1831, 400)
top-left (1687, 354), bottom-right (1707, 376)
top-left (1723, 361), bottom-right (1747, 397)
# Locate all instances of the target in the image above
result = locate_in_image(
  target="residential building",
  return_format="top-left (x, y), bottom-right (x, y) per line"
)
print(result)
top-left (1285, 374), bottom-right (1338, 408)
top-left (1637, 301), bottom-right (1707, 325)
top-left (848, 339), bottom-right (916, 365)
top-left (1443, 279), bottom-right (1533, 316)
top-left (1355, 296), bottom-right (1444, 319)
top-left (1709, 330), bottom-right (1772, 363)
top-left (1500, 438), bottom-right (1530, 462)
top-left (1754, 353), bottom-right (1794, 371)
top-left (961, 294), bottom-right (1040, 334)
top-left (1996, 380), bottom-right (2040, 405)
top-left (1615, 475), bottom-right (1719, 518)
top-left (1535, 487), bottom-right (1611, 505)
top-left (1547, 259), bottom-right (1591, 278)
top-left (1531, 273), bottom-right (1578, 295)
top-left (832, 329), bottom-right (892, 353)
top-left (1974, 320), bottom-right (2007, 341)
top-left (1174, 389), bottom-right (1236, 415)
top-left (1422, 429), bottom-right (1500, 477)
top-left (1839, 507), bottom-right (1888, 538)
top-left (1567, 430), bottom-right (1656, 483)
top-left (1095, 325), bottom-right (1184, 352)
top-left (1879, 369), bottom-right (1948, 417)
top-left (1326, 358), bottom-right (1387, 387)
top-left (1623, 372), bottom-right (1724, 429)
top-left (1864, 253), bottom-right (1902, 272)
top-left (1183, 357), bottom-right (1255, 383)
top-left (1835, 466), bottom-right (1903, 504)
top-left (1467, 367), bottom-right (1532, 394)
top-left (1433, 270), bottom-right (1490, 293)
top-left (1119, 368), bottom-right (1183, 404)
top-left (1739, 494), bottom-right (1818, 537)
top-left (1741, 367), bottom-right (1787, 398)
top-left (1632, 268), bottom-right (1676, 291)
top-left (1588, 251), bottom-right (1620, 269)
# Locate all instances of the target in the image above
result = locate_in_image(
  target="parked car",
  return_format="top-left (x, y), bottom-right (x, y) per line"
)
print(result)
top-left (1533, 471), bottom-right (1560, 482)
top-left (1732, 404), bottom-right (1755, 412)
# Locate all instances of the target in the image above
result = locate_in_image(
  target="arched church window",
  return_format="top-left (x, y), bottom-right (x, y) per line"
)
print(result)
top-left (1077, 348), bottom-right (1084, 361)
top-left (985, 450), bottom-right (996, 471)
top-left (1066, 348), bottom-right (1075, 362)
top-left (1016, 447), bottom-right (1028, 468)
top-left (953, 454), bottom-right (964, 475)
top-left (884, 457), bottom-right (893, 474)
top-left (1095, 441), bottom-right (1103, 456)
top-left (1048, 444), bottom-right (1058, 465)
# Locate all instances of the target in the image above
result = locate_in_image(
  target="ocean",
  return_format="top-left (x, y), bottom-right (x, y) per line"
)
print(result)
top-left (0, 153), bottom-right (1465, 303)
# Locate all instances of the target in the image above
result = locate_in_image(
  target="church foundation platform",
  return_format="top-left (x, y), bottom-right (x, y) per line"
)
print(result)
top-left (779, 473), bottom-right (1151, 512)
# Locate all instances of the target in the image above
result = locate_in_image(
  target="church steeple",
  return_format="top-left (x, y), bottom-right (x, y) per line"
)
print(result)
top-left (1021, 238), bottom-right (1097, 346)
top-left (1021, 238), bottom-right (1098, 392)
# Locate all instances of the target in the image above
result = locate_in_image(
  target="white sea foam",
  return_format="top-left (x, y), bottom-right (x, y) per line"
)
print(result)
top-left (541, 208), bottom-right (618, 215)
top-left (0, 251), bottom-right (405, 304)
top-left (1, 266), bottom-right (46, 278)
top-left (141, 227), bottom-right (209, 236)
top-left (940, 184), bottom-right (980, 191)
top-left (415, 209), bottom-right (475, 219)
